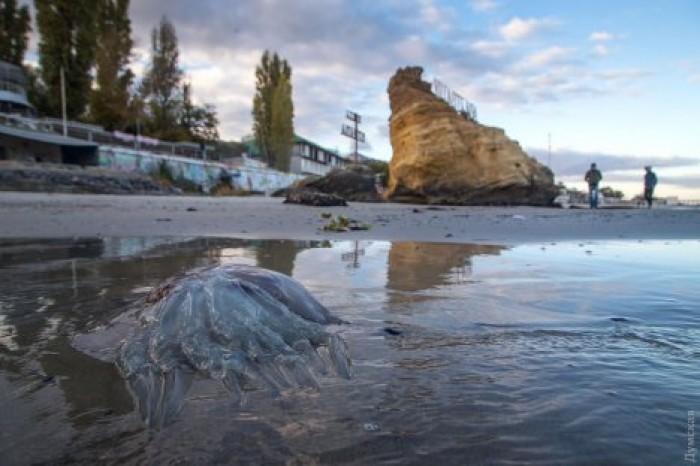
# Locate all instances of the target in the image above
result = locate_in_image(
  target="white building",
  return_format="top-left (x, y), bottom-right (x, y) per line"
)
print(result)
top-left (289, 135), bottom-right (347, 176)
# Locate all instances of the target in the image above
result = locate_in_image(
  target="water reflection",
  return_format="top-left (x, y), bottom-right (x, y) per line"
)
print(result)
top-left (386, 242), bottom-right (506, 291)
top-left (0, 237), bottom-right (698, 465)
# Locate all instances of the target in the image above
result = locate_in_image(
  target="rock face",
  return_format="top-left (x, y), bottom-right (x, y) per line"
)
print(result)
top-left (386, 66), bottom-right (558, 205)
top-left (283, 188), bottom-right (348, 207)
top-left (296, 165), bottom-right (383, 203)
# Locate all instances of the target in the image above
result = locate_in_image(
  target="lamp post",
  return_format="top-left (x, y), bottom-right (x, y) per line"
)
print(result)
top-left (60, 66), bottom-right (67, 136)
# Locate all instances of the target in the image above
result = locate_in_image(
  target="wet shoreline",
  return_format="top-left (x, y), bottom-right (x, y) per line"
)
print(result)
top-left (1, 191), bottom-right (699, 245)
top-left (1, 237), bottom-right (698, 464)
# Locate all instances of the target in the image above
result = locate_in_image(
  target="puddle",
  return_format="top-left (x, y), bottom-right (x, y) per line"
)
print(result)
top-left (0, 237), bottom-right (698, 464)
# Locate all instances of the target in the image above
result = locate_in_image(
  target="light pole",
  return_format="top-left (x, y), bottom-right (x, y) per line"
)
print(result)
top-left (60, 66), bottom-right (67, 136)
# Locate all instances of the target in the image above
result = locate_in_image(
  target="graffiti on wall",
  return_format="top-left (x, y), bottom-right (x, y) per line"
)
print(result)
top-left (99, 147), bottom-right (227, 192)
top-left (230, 167), bottom-right (304, 193)
top-left (99, 146), bottom-right (303, 193)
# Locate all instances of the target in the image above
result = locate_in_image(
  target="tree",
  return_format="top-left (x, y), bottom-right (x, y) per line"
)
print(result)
top-left (600, 186), bottom-right (624, 199)
top-left (89, 0), bottom-right (133, 131)
top-left (140, 15), bottom-right (184, 140)
top-left (180, 82), bottom-right (219, 145)
top-left (0, 0), bottom-right (31, 65)
top-left (268, 72), bottom-right (294, 171)
top-left (252, 50), bottom-right (294, 171)
top-left (34, 0), bottom-right (98, 119)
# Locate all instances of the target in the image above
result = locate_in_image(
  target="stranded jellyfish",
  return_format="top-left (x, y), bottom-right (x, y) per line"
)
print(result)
top-left (117, 265), bottom-right (351, 428)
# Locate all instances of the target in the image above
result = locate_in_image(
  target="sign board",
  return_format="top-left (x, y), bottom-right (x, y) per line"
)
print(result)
top-left (341, 124), bottom-right (365, 142)
top-left (346, 110), bottom-right (362, 123)
top-left (341, 124), bottom-right (354, 138)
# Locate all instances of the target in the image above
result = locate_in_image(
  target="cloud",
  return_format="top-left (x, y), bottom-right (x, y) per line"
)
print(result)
top-left (471, 0), bottom-right (499, 12)
top-left (470, 40), bottom-right (512, 58)
top-left (689, 73), bottom-right (700, 84)
top-left (591, 44), bottom-right (610, 57)
top-left (525, 46), bottom-right (575, 66)
top-left (498, 17), bottom-right (559, 42)
top-left (71, 0), bottom-right (669, 164)
top-left (589, 31), bottom-right (615, 42)
top-left (528, 147), bottom-right (700, 177)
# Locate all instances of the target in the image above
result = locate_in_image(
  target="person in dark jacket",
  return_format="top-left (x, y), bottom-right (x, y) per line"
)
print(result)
top-left (584, 163), bottom-right (603, 208)
top-left (643, 166), bottom-right (658, 208)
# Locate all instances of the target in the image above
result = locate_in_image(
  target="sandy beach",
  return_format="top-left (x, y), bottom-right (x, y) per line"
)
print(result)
top-left (1, 191), bottom-right (698, 244)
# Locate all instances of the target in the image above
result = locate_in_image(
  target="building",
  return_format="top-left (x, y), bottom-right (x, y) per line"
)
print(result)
top-left (290, 135), bottom-right (346, 176)
top-left (0, 114), bottom-right (99, 165)
top-left (0, 60), bottom-right (100, 164)
top-left (0, 60), bottom-right (34, 116)
top-left (241, 135), bottom-right (348, 177)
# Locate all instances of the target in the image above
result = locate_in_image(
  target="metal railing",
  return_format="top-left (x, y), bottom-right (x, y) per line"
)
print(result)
top-left (0, 111), bottom-right (217, 160)
top-left (432, 78), bottom-right (477, 122)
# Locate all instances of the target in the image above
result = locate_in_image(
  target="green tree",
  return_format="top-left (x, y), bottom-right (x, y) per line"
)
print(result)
top-left (140, 15), bottom-right (184, 140)
top-left (89, 0), bottom-right (133, 131)
top-left (34, 0), bottom-right (98, 119)
top-left (252, 50), bottom-right (294, 171)
top-left (180, 82), bottom-right (219, 145)
top-left (600, 186), bottom-right (624, 199)
top-left (268, 72), bottom-right (294, 171)
top-left (0, 0), bottom-right (31, 65)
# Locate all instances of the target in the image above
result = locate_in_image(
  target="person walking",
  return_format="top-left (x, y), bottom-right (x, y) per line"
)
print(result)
top-left (643, 166), bottom-right (658, 208)
top-left (584, 163), bottom-right (603, 209)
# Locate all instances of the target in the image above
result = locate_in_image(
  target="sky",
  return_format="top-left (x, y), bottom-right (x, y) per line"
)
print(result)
top-left (25, 0), bottom-right (700, 199)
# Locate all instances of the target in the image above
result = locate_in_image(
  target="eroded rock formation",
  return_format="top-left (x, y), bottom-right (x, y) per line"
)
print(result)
top-left (386, 66), bottom-right (557, 205)
top-left (283, 188), bottom-right (348, 206)
top-left (295, 164), bottom-right (383, 203)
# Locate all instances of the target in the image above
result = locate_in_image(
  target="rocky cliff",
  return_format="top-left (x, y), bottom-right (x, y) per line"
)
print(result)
top-left (386, 66), bottom-right (557, 205)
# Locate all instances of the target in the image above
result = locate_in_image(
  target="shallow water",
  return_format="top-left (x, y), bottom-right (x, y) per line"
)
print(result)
top-left (0, 237), bottom-right (698, 465)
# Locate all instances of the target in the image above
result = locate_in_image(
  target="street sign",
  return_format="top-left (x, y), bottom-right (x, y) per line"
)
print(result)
top-left (341, 124), bottom-right (354, 138)
top-left (341, 124), bottom-right (365, 143)
top-left (343, 109), bottom-right (366, 163)
top-left (346, 110), bottom-right (362, 123)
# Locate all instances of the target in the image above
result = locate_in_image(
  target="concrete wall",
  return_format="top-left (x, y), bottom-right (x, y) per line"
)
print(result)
top-left (98, 145), bottom-right (303, 193)
top-left (99, 146), bottom-right (228, 192)
top-left (230, 165), bottom-right (304, 193)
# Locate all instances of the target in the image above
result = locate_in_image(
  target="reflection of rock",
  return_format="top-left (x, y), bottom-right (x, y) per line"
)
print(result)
top-left (283, 188), bottom-right (348, 206)
top-left (255, 240), bottom-right (317, 277)
top-left (302, 165), bottom-right (383, 202)
top-left (387, 242), bottom-right (505, 292)
top-left (117, 265), bottom-right (351, 428)
top-left (386, 66), bottom-right (558, 205)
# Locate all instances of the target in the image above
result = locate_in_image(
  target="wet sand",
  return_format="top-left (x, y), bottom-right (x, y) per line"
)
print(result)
top-left (1, 191), bottom-right (699, 244)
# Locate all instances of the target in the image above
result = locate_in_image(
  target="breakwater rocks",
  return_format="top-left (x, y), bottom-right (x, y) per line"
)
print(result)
top-left (0, 162), bottom-right (179, 195)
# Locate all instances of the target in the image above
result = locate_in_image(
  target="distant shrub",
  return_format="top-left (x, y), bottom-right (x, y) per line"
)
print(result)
top-left (211, 183), bottom-right (250, 196)
top-left (149, 160), bottom-right (205, 193)
top-left (365, 160), bottom-right (389, 178)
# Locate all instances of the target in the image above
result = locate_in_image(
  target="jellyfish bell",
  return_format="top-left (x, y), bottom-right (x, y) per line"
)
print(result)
top-left (116, 264), bottom-right (351, 428)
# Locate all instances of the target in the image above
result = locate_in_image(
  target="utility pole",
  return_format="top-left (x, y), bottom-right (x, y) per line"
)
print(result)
top-left (341, 110), bottom-right (365, 163)
top-left (548, 132), bottom-right (552, 167)
top-left (60, 66), bottom-right (67, 136)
